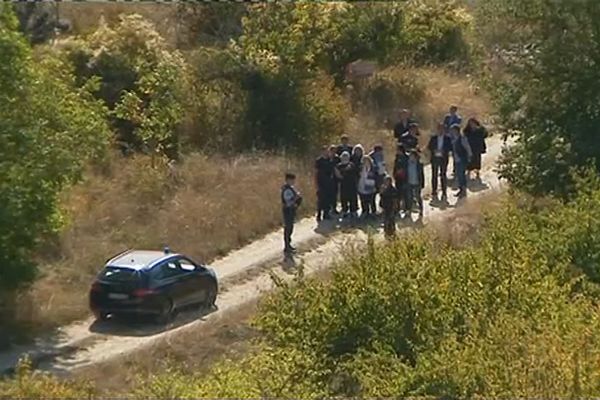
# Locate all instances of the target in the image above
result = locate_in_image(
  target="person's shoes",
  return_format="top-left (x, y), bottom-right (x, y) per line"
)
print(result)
top-left (284, 246), bottom-right (297, 254)
top-left (431, 193), bottom-right (439, 202)
top-left (441, 194), bottom-right (448, 202)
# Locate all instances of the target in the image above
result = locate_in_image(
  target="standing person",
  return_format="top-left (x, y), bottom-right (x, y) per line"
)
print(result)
top-left (329, 145), bottom-right (341, 214)
top-left (351, 144), bottom-right (364, 170)
top-left (281, 173), bottom-right (302, 254)
top-left (406, 149), bottom-right (425, 218)
top-left (392, 144), bottom-right (409, 213)
top-left (369, 144), bottom-right (387, 214)
top-left (400, 122), bottom-right (420, 152)
top-left (314, 146), bottom-right (335, 222)
top-left (443, 105), bottom-right (462, 134)
top-left (464, 118), bottom-right (488, 181)
top-left (336, 134), bottom-right (353, 156)
top-left (357, 156), bottom-right (377, 219)
top-left (393, 109), bottom-right (414, 143)
top-left (379, 175), bottom-right (400, 237)
top-left (334, 151), bottom-right (359, 218)
top-left (427, 122), bottom-right (453, 202)
top-left (450, 124), bottom-right (473, 199)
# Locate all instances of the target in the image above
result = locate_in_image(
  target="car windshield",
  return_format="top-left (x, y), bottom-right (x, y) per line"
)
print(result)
top-left (100, 266), bottom-right (139, 282)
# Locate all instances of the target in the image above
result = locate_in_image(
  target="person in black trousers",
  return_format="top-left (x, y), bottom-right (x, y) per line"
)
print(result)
top-left (335, 151), bottom-right (359, 218)
top-left (281, 173), bottom-right (302, 254)
top-left (393, 144), bottom-right (409, 214)
top-left (464, 118), bottom-right (488, 182)
top-left (329, 145), bottom-right (341, 214)
top-left (427, 122), bottom-right (453, 203)
top-left (314, 146), bottom-right (335, 222)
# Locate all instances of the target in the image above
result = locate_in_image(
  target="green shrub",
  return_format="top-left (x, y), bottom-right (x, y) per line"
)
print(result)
top-left (62, 14), bottom-right (187, 158)
top-left (0, 5), bottom-right (110, 289)
top-left (476, 0), bottom-right (600, 197)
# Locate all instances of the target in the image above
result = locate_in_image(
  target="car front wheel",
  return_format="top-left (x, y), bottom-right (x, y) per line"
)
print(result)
top-left (156, 298), bottom-right (174, 324)
top-left (205, 284), bottom-right (217, 308)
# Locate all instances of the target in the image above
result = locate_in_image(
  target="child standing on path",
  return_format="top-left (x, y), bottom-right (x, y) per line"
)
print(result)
top-left (358, 156), bottom-right (377, 219)
top-left (380, 175), bottom-right (400, 237)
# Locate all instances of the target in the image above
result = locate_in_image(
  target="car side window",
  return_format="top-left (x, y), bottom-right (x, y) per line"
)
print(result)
top-left (153, 261), bottom-right (184, 280)
top-left (178, 258), bottom-right (196, 272)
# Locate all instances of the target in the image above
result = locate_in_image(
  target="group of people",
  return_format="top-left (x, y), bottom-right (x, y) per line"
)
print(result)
top-left (280, 105), bottom-right (488, 253)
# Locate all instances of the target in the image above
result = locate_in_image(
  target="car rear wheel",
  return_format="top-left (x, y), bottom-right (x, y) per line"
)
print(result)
top-left (156, 298), bottom-right (174, 325)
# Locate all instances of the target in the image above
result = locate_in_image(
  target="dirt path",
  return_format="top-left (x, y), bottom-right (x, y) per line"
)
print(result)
top-left (0, 137), bottom-right (506, 376)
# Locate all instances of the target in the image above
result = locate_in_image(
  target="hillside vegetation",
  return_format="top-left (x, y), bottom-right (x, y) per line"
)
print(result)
top-left (4, 0), bottom-right (600, 397)
top-left (1, 0), bottom-right (471, 342)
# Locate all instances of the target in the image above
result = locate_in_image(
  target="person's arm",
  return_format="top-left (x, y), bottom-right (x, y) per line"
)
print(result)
top-left (282, 188), bottom-right (295, 208)
top-left (334, 166), bottom-right (343, 180)
top-left (462, 136), bottom-right (473, 159)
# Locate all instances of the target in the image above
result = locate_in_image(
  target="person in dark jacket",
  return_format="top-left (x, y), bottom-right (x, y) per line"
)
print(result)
top-left (392, 144), bottom-right (409, 213)
top-left (427, 122), bottom-right (453, 202)
top-left (314, 146), bottom-right (335, 222)
top-left (335, 151), bottom-right (359, 218)
top-left (281, 173), bottom-right (302, 254)
top-left (329, 145), bottom-right (341, 214)
top-left (379, 175), bottom-right (400, 237)
top-left (450, 124), bottom-right (473, 198)
top-left (464, 118), bottom-right (488, 181)
top-left (393, 109), bottom-right (414, 143)
top-left (400, 122), bottom-right (420, 152)
top-left (336, 134), bottom-right (353, 156)
top-left (351, 144), bottom-right (364, 171)
top-left (405, 149), bottom-right (425, 218)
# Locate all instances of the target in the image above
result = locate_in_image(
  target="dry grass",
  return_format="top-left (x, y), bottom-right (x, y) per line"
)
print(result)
top-left (8, 152), bottom-right (316, 338)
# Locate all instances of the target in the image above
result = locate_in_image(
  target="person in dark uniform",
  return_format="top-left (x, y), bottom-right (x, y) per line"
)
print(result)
top-left (464, 118), bottom-right (488, 182)
top-left (281, 173), bottom-right (302, 254)
top-left (314, 146), bottom-right (335, 222)
top-left (379, 175), bottom-right (400, 238)
top-left (427, 122), bottom-right (453, 202)
top-left (393, 109), bottom-right (414, 143)
top-left (393, 144), bottom-right (409, 214)
top-left (329, 145), bottom-right (341, 214)
top-left (336, 134), bottom-right (353, 156)
top-left (400, 122), bottom-right (420, 152)
top-left (334, 151), bottom-right (359, 218)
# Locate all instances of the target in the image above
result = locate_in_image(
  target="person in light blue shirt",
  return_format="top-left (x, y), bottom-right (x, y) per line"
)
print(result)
top-left (443, 105), bottom-right (462, 134)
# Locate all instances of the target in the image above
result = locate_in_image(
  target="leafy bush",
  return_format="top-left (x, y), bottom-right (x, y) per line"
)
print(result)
top-left (476, 0), bottom-right (600, 196)
top-left (62, 14), bottom-right (187, 158)
top-left (0, 5), bottom-right (110, 289)
top-left (192, 189), bottom-right (600, 397)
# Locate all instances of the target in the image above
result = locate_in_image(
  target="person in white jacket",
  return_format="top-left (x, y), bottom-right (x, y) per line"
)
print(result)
top-left (357, 156), bottom-right (378, 218)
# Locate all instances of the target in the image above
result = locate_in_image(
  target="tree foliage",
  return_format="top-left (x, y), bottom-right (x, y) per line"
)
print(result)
top-left (476, 0), bottom-right (600, 196)
top-left (62, 14), bottom-right (187, 158)
top-left (0, 4), bottom-right (110, 288)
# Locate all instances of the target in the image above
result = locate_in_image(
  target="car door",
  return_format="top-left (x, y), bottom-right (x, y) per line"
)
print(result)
top-left (178, 257), bottom-right (211, 305)
top-left (151, 259), bottom-right (189, 308)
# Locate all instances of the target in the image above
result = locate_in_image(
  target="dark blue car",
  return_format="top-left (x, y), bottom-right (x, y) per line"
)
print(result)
top-left (89, 249), bottom-right (218, 323)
